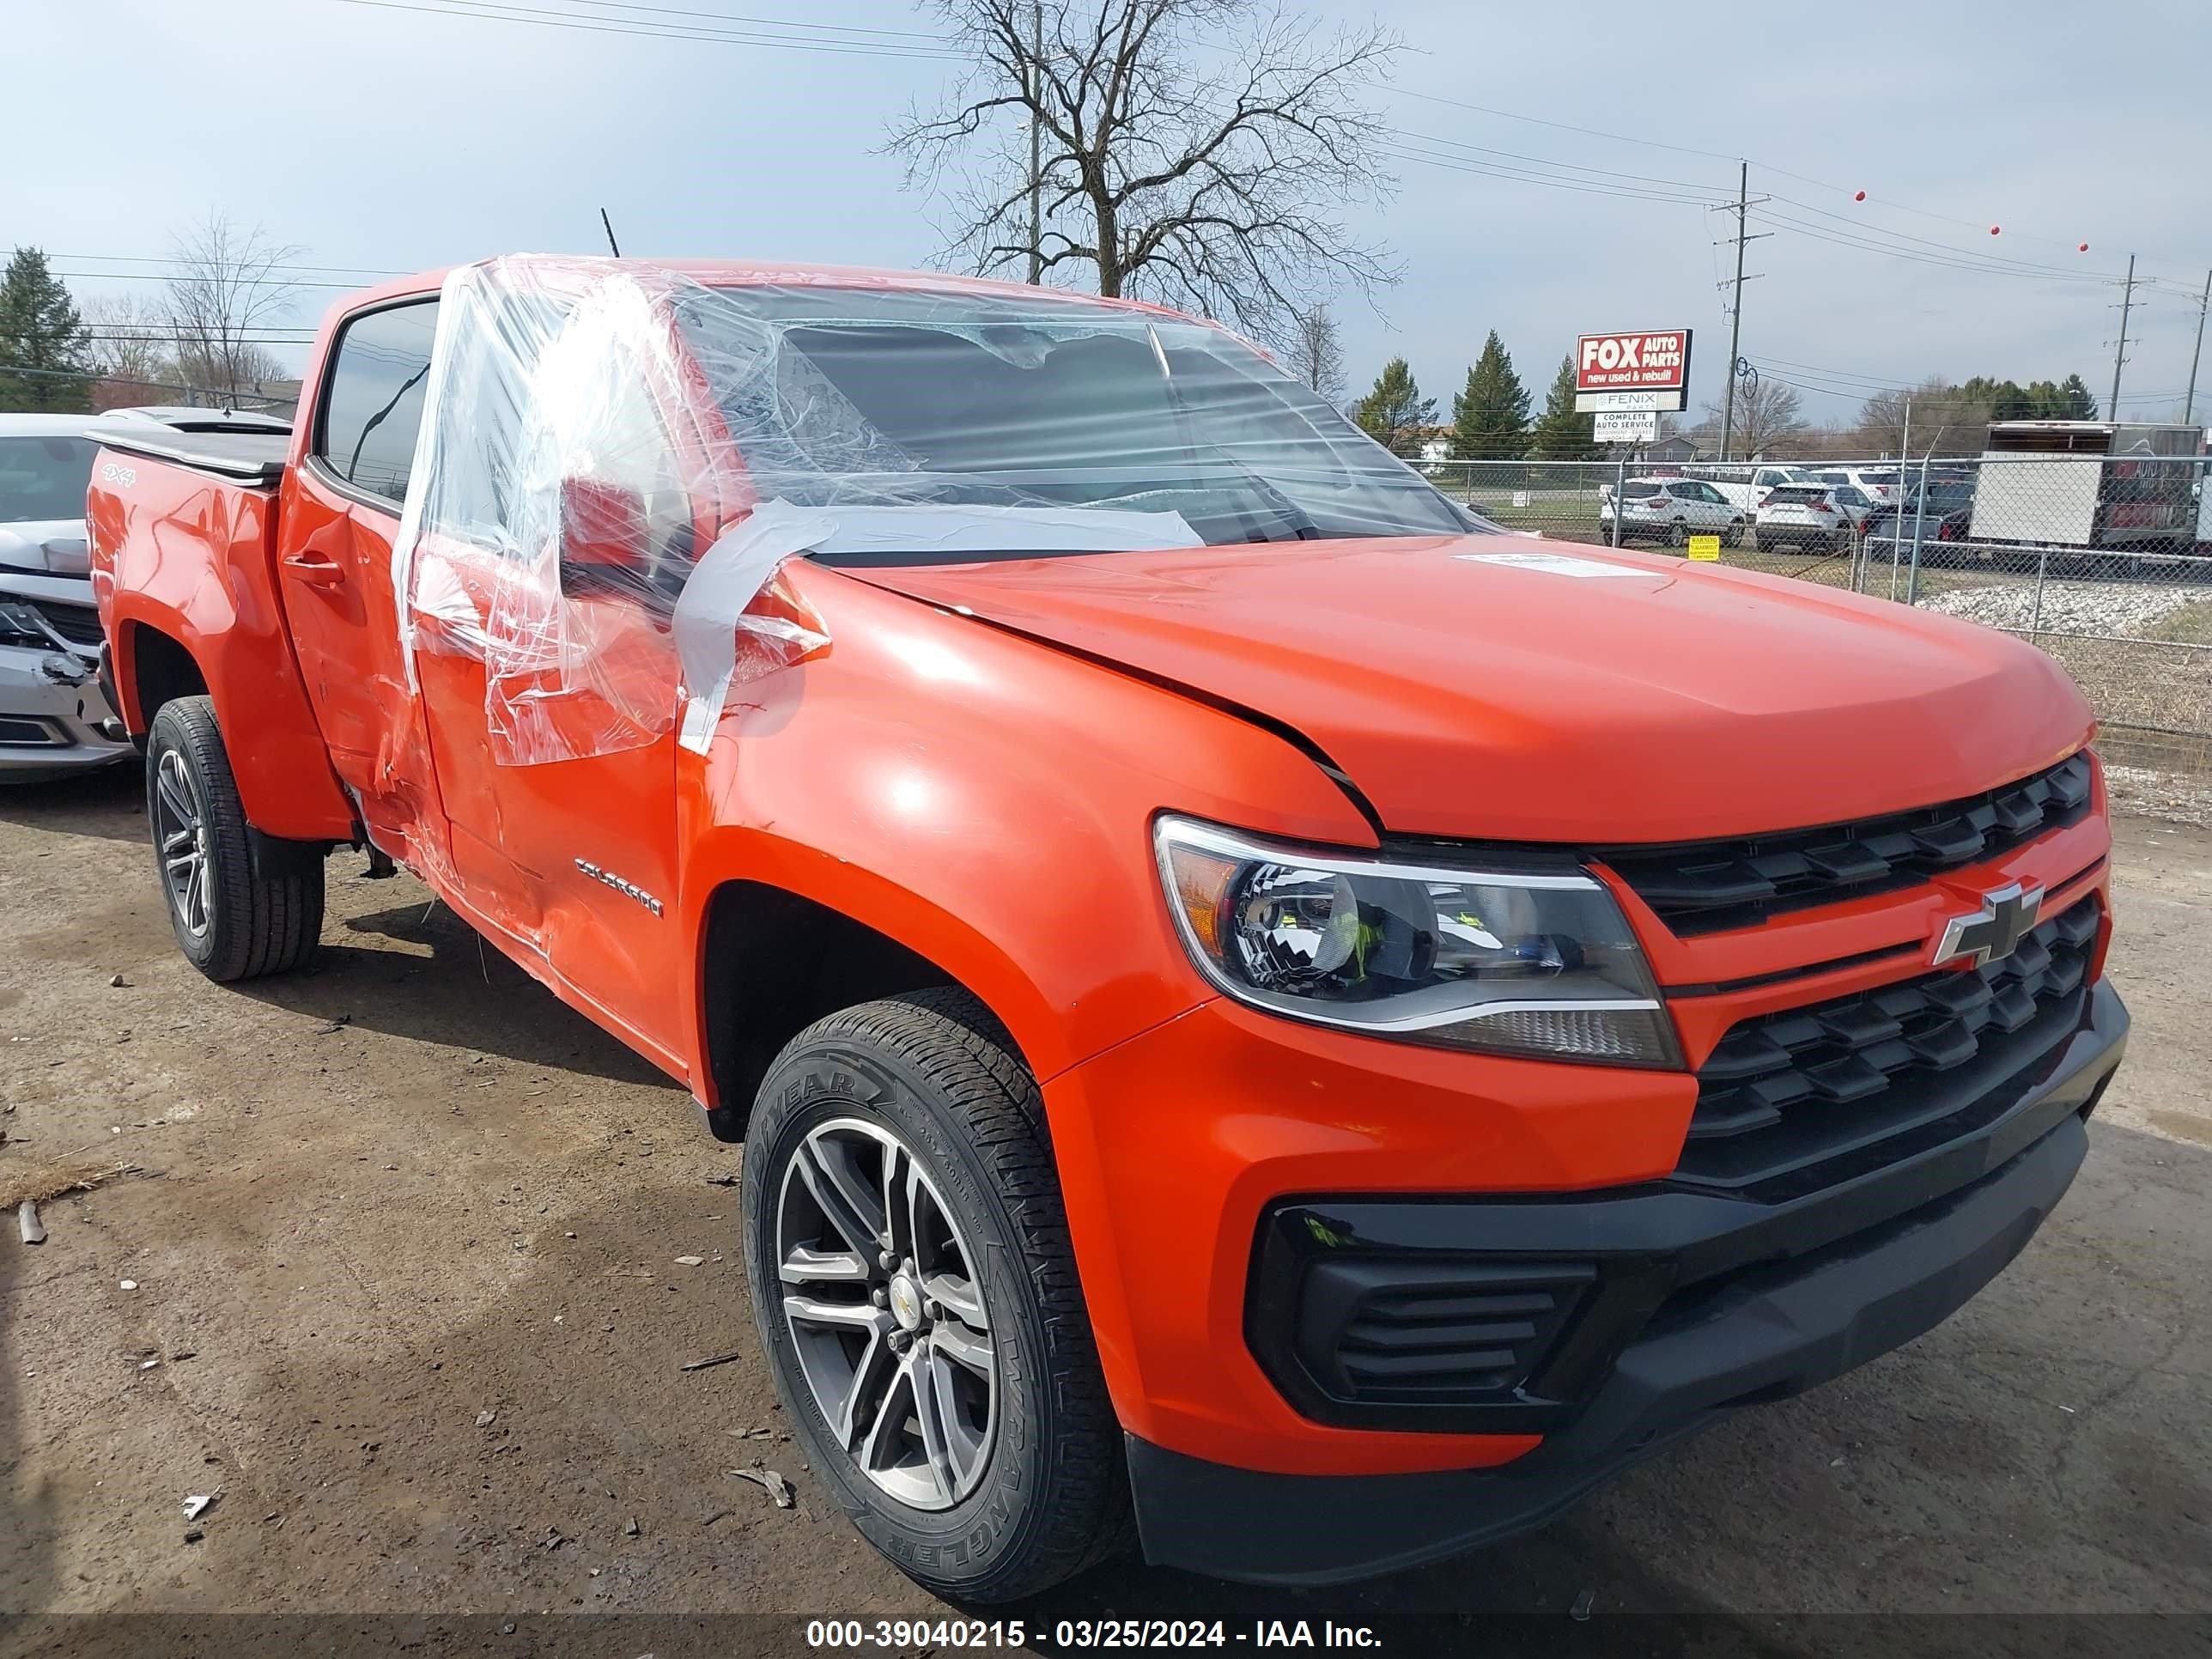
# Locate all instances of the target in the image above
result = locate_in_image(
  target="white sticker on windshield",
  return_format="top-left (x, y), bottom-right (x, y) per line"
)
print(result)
top-left (1456, 551), bottom-right (1652, 580)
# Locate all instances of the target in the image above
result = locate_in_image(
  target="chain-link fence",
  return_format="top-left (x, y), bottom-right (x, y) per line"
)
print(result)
top-left (1424, 453), bottom-right (2212, 780)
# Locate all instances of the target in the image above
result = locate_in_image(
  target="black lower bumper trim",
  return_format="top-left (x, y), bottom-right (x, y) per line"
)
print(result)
top-left (1133, 986), bottom-right (2124, 1586)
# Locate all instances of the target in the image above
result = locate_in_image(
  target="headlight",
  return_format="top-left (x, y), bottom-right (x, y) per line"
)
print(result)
top-left (1152, 815), bottom-right (1681, 1067)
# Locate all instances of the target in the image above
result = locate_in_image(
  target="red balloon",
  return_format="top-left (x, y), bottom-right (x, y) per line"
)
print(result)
top-left (1990, 225), bottom-right (2002, 235)
top-left (2079, 242), bottom-right (2090, 252)
top-left (1853, 190), bottom-right (1866, 202)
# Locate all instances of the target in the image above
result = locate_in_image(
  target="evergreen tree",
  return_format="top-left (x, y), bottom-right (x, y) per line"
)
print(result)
top-left (2054, 373), bottom-right (2098, 419)
top-left (1528, 355), bottom-right (1599, 459)
top-left (1352, 357), bottom-right (1436, 456)
top-left (1450, 331), bottom-right (1531, 459)
top-left (0, 247), bottom-right (93, 412)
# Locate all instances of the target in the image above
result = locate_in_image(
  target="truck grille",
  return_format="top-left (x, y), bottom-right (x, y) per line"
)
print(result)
top-left (1677, 896), bottom-right (2100, 1194)
top-left (24, 599), bottom-right (104, 648)
top-left (1292, 1258), bottom-right (1595, 1406)
top-left (1601, 751), bottom-right (2094, 935)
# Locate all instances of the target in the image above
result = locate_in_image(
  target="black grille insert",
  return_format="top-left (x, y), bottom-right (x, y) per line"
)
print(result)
top-left (27, 599), bottom-right (103, 647)
top-left (1289, 1257), bottom-right (1595, 1407)
top-left (0, 715), bottom-right (61, 746)
top-left (1678, 896), bottom-right (2100, 1194)
top-left (1601, 751), bottom-right (2094, 935)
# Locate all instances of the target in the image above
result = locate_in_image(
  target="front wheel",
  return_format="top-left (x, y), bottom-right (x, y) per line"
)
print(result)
top-left (1723, 520), bottom-right (1745, 548)
top-left (742, 989), bottom-right (1128, 1601)
top-left (146, 696), bottom-right (325, 981)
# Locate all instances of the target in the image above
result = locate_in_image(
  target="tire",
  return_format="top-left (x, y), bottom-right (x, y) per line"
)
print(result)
top-left (1723, 520), bottom-right (1745, 548)
top-left (1666, 520), bottom-right (1689, 547)
top-left (742, 988), bottom-right (1128, 1601)
top-left (146, 696), bottom-right (325, 982)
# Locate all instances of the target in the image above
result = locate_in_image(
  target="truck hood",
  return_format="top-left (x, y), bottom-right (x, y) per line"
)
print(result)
top-left (838, 534), bottom-right (2095, 843)
top-left (0, 520), bottom-right (88, 576)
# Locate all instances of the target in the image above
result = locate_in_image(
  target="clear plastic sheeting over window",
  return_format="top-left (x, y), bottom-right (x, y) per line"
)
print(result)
top-left (395, 257), bottom-right (1486, 765)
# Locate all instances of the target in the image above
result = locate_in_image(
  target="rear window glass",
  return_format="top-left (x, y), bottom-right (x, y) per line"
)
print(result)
top-left (1621, 482), bottom-right (1662, 497)
top-left (0, 436), bottom-right (97, 525)
top-left (1768, 486), bottom-right (1828, 503)
top-left (317, 301), bottom-right (440, 505)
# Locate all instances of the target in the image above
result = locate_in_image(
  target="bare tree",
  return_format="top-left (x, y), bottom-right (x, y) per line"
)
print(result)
top-left (888, 0), bottom-right (1401, 344)
top-left (82, 294), bottom-right (179, 410)
top-left (1698, 378), bottom-right (1807, 458)
top-left (1282, 302), bottom-right (1346, 403)
top-left (1856, 380), bottom-right (1991, 459)
top-left (163, 212), bottom-right (303, 403)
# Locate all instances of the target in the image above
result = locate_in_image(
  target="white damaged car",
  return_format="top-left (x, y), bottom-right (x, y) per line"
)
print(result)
top-left (0, 413), bottom-right (134, 779)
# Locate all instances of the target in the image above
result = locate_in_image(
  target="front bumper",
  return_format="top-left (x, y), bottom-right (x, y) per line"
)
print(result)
top-left (0, 642), bottom-right (132, 778)
top-left (1125, 978), bottom-right (2126, 1585)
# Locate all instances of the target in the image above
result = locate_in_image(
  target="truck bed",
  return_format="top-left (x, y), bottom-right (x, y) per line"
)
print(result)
top-left (94, 425), bottom-right (291, 489)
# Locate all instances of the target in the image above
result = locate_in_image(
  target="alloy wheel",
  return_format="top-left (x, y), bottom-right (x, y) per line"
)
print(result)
top-left (153, 747), bottom-right (211, 939)
top-left (775, 1116), bottom-right (997, 1510)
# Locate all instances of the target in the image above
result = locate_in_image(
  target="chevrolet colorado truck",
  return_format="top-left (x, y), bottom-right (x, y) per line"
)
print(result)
top-left (87, 256), bottom-right (2127, 1599)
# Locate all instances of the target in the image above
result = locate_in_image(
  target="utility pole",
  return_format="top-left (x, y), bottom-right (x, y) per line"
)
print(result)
top-left (1716, 161), bottom-right (1769, 461)
top-left (2108, 252), bottom-right (2138, 418)
top-left (2186, 269), bottom-right (2211, 425)
top-left (1026, 0), bottom-right (1043, 284)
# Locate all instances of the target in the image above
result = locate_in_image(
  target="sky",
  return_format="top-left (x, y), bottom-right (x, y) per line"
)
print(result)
top-left (15, 0), bottom-right (2212, 430)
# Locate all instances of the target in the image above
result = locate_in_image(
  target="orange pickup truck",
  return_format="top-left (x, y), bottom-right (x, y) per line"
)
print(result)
top-left (87, 256), bottom-right (2126, 1598)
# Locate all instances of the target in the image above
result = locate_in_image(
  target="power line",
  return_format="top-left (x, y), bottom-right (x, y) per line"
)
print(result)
top-left (53, 270), bottom-right (368, 290)
top-left (1384, 84), bottom-right (2195, 273)
top-left (1750, 213), bottom-right (2115, 286)
top-left (55, 252), bottom-right (410, 277)
top-left (1390, 86), bottom-right (1744, 166)
top-left (1383, 129), bottom-right (1731, 196)
top-left (320, 0), bottom-right (965, 58)
top-left (1379, 144), bottom-right (1722, 206)
top-left (468, 0), bottom-right (944, 38)
top-left (1759, 192), bottom-right (2118, 281)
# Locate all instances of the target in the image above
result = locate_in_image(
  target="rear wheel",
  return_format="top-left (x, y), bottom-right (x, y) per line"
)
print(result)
top-left (146, 696), bottom-right (325, 982)
top-left (1666, 520), bottom-right (1689, 547)
top-left (742, 988), bottom-right (1128, 1601)
top-left (1723, 519), bottom-right (1745, 548)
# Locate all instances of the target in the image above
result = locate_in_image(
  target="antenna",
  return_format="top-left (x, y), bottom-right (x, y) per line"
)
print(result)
top-left (599, 208), bottom-right (623, 258)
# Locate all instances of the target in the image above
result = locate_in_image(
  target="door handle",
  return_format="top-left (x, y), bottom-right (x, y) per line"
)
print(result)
top-left (282, 552), bottom-right (347, 587)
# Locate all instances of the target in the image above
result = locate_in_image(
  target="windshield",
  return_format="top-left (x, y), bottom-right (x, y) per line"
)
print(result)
top-left (1913, 483), bottom-right (1976, 509)
top-left (674, 286), bottom-right (1483, 554)
top-left (0, 436), bottom-right (97, 525)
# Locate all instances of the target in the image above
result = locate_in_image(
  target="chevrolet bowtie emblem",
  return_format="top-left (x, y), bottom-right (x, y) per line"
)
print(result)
top-left (1932, 882), bottom-right (2044, 969)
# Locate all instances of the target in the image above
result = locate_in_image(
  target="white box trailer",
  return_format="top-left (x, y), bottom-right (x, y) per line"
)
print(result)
top-left (1970, 421), bottom-right (2202, 551)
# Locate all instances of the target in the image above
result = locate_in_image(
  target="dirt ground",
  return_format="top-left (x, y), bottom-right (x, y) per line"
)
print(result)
top-left (1, 768), bottom-right (2208, 1640)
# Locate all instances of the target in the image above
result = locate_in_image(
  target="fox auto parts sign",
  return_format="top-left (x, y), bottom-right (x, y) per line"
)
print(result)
top-left (1575, 330), bottom-right (1692, 411)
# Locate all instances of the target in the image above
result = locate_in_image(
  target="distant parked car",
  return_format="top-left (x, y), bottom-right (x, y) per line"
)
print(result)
top-left (1600, 477), bottom-right (1747, 545)
top-left (1863, 480), bottom-right (1978, 553)
top-left (0, 414), bottom-right (136, 779)
top-left (1753, 483), bottom-right (1863, 552)
top-left (1, 407), bottom-right (285, 781)
top-left (1807, 465), bottom-right (1910, 507)
top-left (1688, 463), bottom-right (1814, 514)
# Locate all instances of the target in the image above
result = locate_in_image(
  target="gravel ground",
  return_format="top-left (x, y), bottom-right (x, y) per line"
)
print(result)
top-left (2105, 763), bottom-right (2212, 828)
top-left (1919, 576), bottom-right (2212, 636)
top-left (1, 771), bottom-right (2209, 1650)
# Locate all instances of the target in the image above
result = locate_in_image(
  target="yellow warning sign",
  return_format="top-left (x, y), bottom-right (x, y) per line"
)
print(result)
top-left (1686, 534), bottom-right (1722, 562)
